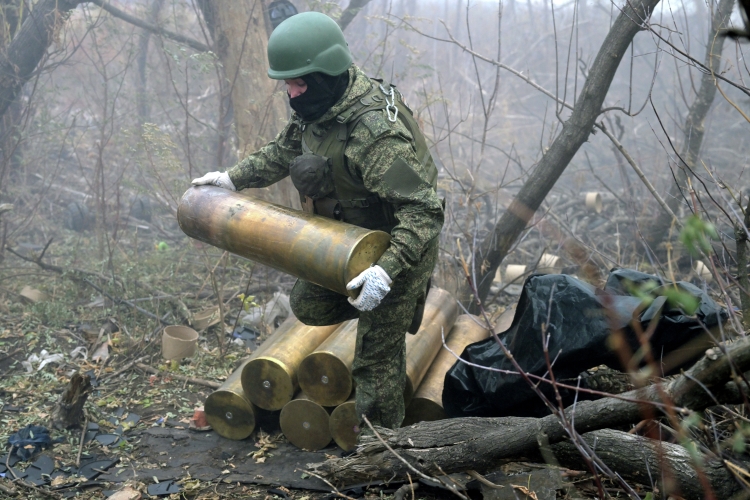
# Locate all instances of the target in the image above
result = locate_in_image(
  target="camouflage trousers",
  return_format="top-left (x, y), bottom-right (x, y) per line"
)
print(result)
top-left (289, 237), bottom-right (439, 430)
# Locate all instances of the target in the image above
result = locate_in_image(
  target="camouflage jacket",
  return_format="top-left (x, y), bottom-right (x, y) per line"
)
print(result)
top-left (227, 65), bottom-right (444, 280)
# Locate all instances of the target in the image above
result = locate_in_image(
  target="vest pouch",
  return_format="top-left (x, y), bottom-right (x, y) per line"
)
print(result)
top-left (289, 153), bottom-right (334, 200)
top-left (314, 197), bottom-right (343, 220)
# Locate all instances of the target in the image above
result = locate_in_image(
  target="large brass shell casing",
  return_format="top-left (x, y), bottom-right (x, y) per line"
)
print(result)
top-left (279, 393), bottom-right (333, 451)
top-left (242, 321), bottom-right (340, 411)
top-left (298, 320), bottom-right (358, 406)
top-left (204, 316), bottom-right (296, 440)
top-left (403, 314), bottom-right (491, 426)
top-left (329, 398), bottom-right (359, 451)
top-left (177, 186), bottom-right (391, 297)
top-left (404, 288), bottom-right (459, 404)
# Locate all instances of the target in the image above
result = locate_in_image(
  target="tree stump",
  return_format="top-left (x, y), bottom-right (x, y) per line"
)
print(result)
top-left (51, 372), bottom-right (92, 430)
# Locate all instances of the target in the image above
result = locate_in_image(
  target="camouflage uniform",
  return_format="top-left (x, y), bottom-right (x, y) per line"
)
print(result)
top-left (227, 65), bottom-right (444, 429)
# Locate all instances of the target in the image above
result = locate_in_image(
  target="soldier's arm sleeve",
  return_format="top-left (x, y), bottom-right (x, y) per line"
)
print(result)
top-left (226, 120), bottom-right (302, 190)
top-left (346, 112), bottom-right (444, 280)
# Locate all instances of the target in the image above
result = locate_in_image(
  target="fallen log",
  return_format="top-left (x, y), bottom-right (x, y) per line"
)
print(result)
top-left (550, 429), bottom-right (740, 500)
top-left (311, 337), bottom-right (750, 486)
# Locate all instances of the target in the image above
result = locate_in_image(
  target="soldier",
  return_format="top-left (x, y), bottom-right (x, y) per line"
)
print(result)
top-left (192, 11), bottom-right (444, 430)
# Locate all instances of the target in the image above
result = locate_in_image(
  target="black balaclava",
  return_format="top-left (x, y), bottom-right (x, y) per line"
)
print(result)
top-left (289, 70), bottom-right (349, 122)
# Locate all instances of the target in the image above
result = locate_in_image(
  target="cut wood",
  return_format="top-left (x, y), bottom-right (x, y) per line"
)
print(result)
top-left (51, 372), bottom-right (92, 430)
top-left (550, 429), bottom-right (740, 500)
top-left (311, 337), bottom-right (750, 485)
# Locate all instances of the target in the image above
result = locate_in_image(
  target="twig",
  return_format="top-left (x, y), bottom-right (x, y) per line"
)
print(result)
top-left (135, 363), bottom-right (221, 388)
top-left (361, 416), bottom-right (469, 500)
top-left (5, 245), bottom-right (169, 325)
top-left (466, 470), bottom-right (503, 489)
top-left (88, 0), bottom-right (210, 52)
top-left (300, 469), bottom-right (357, 500)
top-left (76, 415), bottom-right (89, 468)
top-left (5, 448), bottom-right (61, 499)
top-left (0, 482), bottom-right (17, 496)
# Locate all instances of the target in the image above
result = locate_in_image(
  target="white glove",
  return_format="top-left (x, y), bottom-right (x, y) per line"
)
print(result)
top-left (346, 265), bottom-right (392, 311)
top-left (191, 171), bottom-right (236, 191)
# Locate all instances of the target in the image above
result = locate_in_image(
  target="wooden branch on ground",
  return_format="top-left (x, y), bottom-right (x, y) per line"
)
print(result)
top-left (550, 429), bottom-right (740, 500)
top-left (311, 337), bottom-right (750, 487)
top-left (88, 0), bottom-right (210, 53)
top-left (5, 243), bottom-right (171, 325)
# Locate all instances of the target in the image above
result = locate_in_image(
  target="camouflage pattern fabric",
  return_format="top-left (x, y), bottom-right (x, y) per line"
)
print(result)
top-left (290, 237), bottom-right (438, 429)
top-left (226, 64), bottom-right (444, 429)
top-left (227, 64), bottom-right (444, 280)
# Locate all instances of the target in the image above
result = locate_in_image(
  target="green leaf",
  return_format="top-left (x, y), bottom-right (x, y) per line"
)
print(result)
top-left (661, 287), bottom-right (700, 315)
top-left (733, 430), bottom-right (747, 454)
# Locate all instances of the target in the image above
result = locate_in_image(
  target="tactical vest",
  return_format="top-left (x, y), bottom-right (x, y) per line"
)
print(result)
top-left (298, 79), bottom-right (438, 232)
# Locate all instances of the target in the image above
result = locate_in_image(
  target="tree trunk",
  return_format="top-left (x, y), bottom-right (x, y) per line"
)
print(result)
top-left (736, 201), bottom-right (750, 330)
top-left (338, 0), bottom-right (374, 31)
top-left (551, 429), bottom-right (740, 500)
top-left (644, 0), bottom-right (735, 250)
top-left (0, 0), bottom-right (81, 118)
top-left (51, 372), bottom-right (92, 430)
top-left (0, 0), bottom-right (23, 188)
top-left (136, 0), bottom-right (166, 129)
top-left (470, 0), bottom-right (661, 307)
top-left (311, 337), bottom-right (750, 485)
top-left (198, 0), bottom-right (298, 208)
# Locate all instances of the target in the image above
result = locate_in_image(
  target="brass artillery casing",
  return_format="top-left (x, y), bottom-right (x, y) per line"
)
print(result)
top-left (279, 393), bottom-right (333, 451)
top-left (242, 322), bottom-right (340, 411)
top-left (298, 320), bottom-right (358, 406)
top-left (177, 186), bottom-right (391, 297)
top-left (204, 316), bottom-right (296, 440)
top-left (404, 288), bottom-right (459, 404)
top-left (329, 398), bottom-right (359, 451)
top-left (403, 314), bottom-right (491, 426)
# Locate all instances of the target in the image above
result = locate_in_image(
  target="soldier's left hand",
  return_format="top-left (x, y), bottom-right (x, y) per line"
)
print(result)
top-left (346, 265), bottom-right (392, 311)
top-left (191, 171), bottom-right (236, 191)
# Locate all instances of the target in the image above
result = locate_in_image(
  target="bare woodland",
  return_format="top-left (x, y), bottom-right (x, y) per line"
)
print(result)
top-left (1, 0), bottom-right (750, 498)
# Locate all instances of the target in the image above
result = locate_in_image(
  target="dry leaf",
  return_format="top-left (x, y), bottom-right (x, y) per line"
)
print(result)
top-left (108, 487), bottom-right (142, 500)
top-left (511, 484), bottom-right (538, 500)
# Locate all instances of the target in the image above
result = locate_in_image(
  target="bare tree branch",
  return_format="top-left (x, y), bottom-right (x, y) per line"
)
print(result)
top-left (471, 0), bottom-right (662, 306)
top-left (88, 0), bottom-right (210, 53)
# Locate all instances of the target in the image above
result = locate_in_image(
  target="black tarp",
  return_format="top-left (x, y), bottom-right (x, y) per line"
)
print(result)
top-left (443, 268), bottom-right (728, 418)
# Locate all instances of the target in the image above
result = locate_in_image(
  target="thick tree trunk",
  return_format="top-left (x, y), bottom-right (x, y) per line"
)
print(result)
top-left (51, 372), bottom-right (92, 430)
top-left (198, 0), bottom-right (298, 208)
top-left (0, 1), bottom-right (23, 188)
top-left (644, 0), bottom-right (735, 250)
top-left (551, 429), bottom-right (740, 500)
top-left (312, 338), bottom-right (750, 485)
top-left (0, 0), bottom-right (81, 118)
top-left (470, 0), bottom-right (661, 307)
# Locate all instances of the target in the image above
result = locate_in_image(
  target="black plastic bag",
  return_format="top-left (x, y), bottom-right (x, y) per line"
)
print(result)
top-left (443, 268), bottom-right (728, 418)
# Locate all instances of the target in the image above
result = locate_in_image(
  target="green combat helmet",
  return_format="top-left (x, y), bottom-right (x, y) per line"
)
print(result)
top-left (267, 11), bottom-right (352, 80)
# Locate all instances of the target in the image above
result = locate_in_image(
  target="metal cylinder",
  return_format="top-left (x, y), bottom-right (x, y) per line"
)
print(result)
top-left (279, 393), bottom-right (333, 451)
top-left (242, 321), bottom-right (340, 411)
top-left (177, 186), bottom-right (391, 296)
top-left (204, 316), bottom-right (296, 440)
top-left (403, 314), bottom-right (490, 426)
top-left (298, 320), bottom-right (358, 407)
top-left (404, 288), bottom-right (459, 404)
top-left (329, 398), bottom-right (359, 452)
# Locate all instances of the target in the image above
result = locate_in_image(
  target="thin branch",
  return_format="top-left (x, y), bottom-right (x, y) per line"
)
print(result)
top-left (89, 0), bottom-right (210, 52)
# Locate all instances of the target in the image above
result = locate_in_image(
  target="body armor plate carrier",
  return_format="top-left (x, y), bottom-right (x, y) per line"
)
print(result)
top-left (296, 79), bottom-right (438, 233)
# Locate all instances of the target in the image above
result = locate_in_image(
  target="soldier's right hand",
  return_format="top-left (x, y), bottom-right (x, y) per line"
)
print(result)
top-left (191, 171), bottom-right (236, 191)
